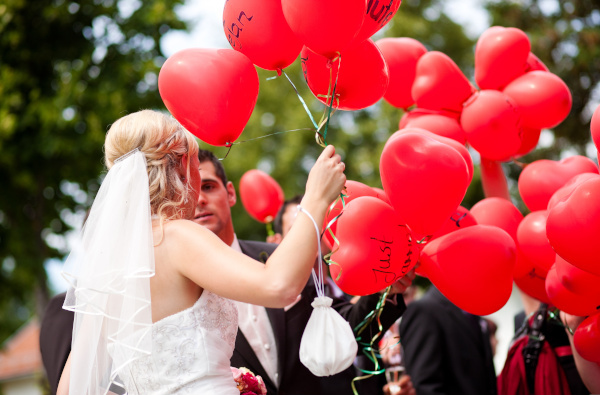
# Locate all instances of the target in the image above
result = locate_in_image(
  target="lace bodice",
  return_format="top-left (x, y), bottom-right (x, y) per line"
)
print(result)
top-left (111, 290), bottom-right (239, 395)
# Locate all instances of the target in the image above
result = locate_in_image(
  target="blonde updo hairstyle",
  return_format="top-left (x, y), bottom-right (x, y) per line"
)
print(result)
top-left (104, 110), bottom-right (199, 222)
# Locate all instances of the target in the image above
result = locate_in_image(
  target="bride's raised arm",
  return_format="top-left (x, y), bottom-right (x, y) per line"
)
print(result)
top-left (171, 145), bottom-right (345, 308)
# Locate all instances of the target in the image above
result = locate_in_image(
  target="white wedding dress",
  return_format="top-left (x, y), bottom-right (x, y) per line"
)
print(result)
top-left (110, 290), bottom-right (240, 395)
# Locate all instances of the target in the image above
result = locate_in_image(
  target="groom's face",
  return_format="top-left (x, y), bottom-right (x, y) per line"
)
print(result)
top-left (194, 160), bottom-right (237, 244)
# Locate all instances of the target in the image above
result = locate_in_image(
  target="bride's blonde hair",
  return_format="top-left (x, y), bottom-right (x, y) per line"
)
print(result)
top-left (104, 110), bottom-right (199, 221)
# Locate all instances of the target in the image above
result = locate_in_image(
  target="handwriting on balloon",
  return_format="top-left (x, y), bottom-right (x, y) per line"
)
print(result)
top-left (223, 11), bottom-right (254, 50)
top-left (370, 226), bottom-right (414, 285)
top-left (366, 0), bottom-right (397, 28)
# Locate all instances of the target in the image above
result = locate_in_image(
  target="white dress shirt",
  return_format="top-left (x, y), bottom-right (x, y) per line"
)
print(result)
top-left (231, 236), bottom-right (280, 387)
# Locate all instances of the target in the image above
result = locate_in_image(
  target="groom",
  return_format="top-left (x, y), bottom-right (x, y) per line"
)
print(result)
top-left (195, 149), bottom-right (414, 395)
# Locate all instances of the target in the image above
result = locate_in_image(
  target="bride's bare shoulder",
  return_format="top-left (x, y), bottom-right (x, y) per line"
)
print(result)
top-left (160, 219), bottom-right (216, 241)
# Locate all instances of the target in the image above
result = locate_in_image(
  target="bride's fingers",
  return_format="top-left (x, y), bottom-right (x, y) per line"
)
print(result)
top-left (319, 144), bottom-right (336, 160)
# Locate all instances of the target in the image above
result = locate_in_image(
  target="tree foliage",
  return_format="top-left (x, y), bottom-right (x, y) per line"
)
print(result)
top-left (0, 0), bottom-right (185, 342)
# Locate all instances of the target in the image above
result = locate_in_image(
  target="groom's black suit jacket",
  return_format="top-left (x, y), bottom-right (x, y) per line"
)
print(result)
top-left (235, 240), bottom-right (407, 395)
top-left (39, 239), bottom-right (406, 395)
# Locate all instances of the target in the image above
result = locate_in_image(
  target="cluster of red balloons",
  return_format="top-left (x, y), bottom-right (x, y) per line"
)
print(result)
top-left (325, 128), bottom-right (516, 315)
top-left (158, 0), bottom-right (405, 146)
top-left (156, 3), bottom-right (597, 329)
top-left (543, 106), bottom-right (600, 362)
top-left (385, 26), bottom-right (571, 163)
top-left (223, 0), bottom-right (403, 111)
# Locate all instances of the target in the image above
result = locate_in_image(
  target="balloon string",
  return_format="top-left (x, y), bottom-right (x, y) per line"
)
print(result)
top-left (315, 53), bottom-right (342, 147)
top-left (322, 188), bottom-right (347, 281)
top-left (512, 158), bottom-right (528, 169)
top-left (416, 235), bottom-right (432, 245)
top-left (351, 286), bottom-right (391, 395)
top-left (278, 70), bottom-right (320, 131)
top-left (548, 306), bottom-right (579, 336)
top-left (217, 128), bottom-right (316, 160)
top-left (265, 221), bottom-right (274, 237)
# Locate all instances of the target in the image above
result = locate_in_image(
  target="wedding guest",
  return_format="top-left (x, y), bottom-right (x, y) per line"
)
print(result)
top-left (561, 312), bottom-right (600, 394)
top-left (194, 149), bottom-right (416, 395)
top-left (266, 194), bottom-right (303, 245)
top-left (55, 109), bottom-right (346, 395)
top-left (400, 285), bottom-right (497, 395)
top-left (40, 292), bottom-right (80, 395)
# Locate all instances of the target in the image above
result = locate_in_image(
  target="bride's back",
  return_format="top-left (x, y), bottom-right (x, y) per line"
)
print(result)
top-left (105, 110), bottom-right (206, 323)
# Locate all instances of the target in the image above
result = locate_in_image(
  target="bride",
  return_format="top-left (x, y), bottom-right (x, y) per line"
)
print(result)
top-left (56, 110), bottom-right (346, 395)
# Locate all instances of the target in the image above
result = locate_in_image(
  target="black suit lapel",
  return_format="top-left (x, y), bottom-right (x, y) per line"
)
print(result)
top-left (233, 328), bottom-right (278, 391)
top-left (234, 239), bottom-right (280, 392)
top-left (266, 307), bottom-right (286, 379)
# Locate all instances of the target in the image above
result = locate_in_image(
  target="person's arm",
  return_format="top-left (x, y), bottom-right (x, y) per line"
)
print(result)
top-left (561, 312), bottom-right (600, 394)
top-left (174, 145), bottom-right (345, 308)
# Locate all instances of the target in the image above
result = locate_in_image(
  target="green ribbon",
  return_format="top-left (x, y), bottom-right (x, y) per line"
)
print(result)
top-left (322, 189), bottom-right (348, 281)
top-left (351, 286), bottom-right (392, 395)
top-left (315, 53), bottom-right (342, 147)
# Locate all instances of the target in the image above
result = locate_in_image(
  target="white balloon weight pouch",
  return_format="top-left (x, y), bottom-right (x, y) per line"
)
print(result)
top-left (297, 206), bottom-right (358, 376)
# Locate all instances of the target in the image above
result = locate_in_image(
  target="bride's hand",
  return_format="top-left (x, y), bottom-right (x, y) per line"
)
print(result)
top-left (304, 145), bottom-right (346, 207)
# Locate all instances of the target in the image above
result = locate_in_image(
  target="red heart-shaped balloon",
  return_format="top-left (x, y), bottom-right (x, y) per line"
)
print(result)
top-left (371, 187), bottom-right (390, 205)
top-left (591, 104), bottom-right (600, 153)
top-left (223, 0), bottom-right (303, 71)
top-left (474, 26), bottom-right (530, 90)
top-left (399, 108), bottom-right (460, 129)
top-left (376, 37), bottom-right (427, 109)
top-left (421, 225), bottom-right (516, 315)
top-left (480, 158), bottom-right (510, 200)
top-left (555, 254), bottom-right (600, 299)
top-left (503, 70), bottom-right (572, 130)
top-left (514, 250), bottom-right (550, 304)
top-left (574, 313), bottom-right (600, 363)
top-left (412, 51), bottom-right (475, 114)
top-left (525, 52), bottom-right (549, 72)
top-left (547, 177), bottom-right (600, 276)
top-left (282, 0), bottom-right (366, 59)
top-left (239, 169), bottom-right (284, 223)
top-left (516, 210), bottom-right (555, 275)
top-left (428, 206), bottom-right (477, 242)
top-left (330, 197), bottom-right (419, 296)
top-left (548, 173), bottom-right (600, 211)
top-left (402, 112), bottom-right (466, 144)
top-left (380, 132), bottom-right (470, 236)
top-left (323, 180), bottom-right (378, 248)
top-left (470, 197), bottom-right (523, 242)
top-left (158, 48), bottom-right (259, 146)
top-left (390, 128), bottom-right (473, 182)
top-left (518, 156), bottom-right (598, 212)
top-left (353, 0), bottom-right (402, 44)
top-left (461, 90), bottom-right (522, 161)
top-left (514, 127), bottom-right (541, 158)
top-left (301, 39), bottom-right (389, 111)
top-left (545, 264), bottom-right (600, 317)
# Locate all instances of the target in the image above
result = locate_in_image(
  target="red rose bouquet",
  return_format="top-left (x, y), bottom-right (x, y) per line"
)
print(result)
top-left (231, 367), bottom-right (268, 395)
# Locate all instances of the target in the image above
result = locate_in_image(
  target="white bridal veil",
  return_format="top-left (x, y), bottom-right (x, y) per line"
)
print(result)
top-left (62, 149), bottom-right (155, 395)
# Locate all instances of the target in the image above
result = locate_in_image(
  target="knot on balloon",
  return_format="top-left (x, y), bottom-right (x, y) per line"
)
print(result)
top-left (316, 93), bottom-right (340, 108)
top-left (276, 68), bottom-right (282, 77)
top-left (416, 235), bottom-right (432, 245)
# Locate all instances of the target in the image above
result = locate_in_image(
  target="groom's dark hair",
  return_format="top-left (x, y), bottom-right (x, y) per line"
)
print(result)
top-left (198, 149), bottom-right (228, 186)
